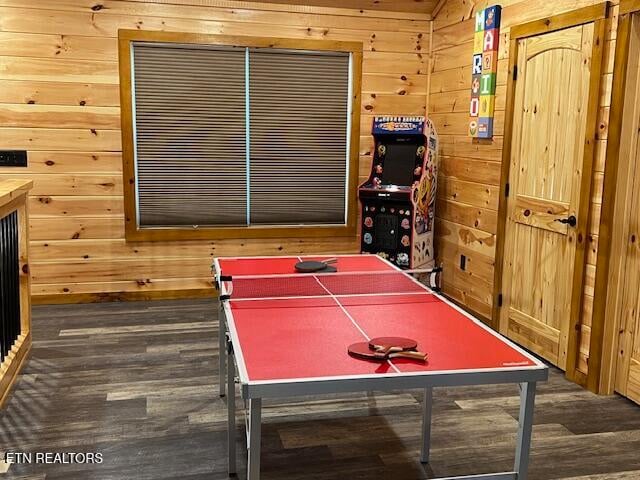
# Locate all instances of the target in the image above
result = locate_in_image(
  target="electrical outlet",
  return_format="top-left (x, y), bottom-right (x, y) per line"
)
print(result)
top-left (0, 151), bottom-right (27, 167)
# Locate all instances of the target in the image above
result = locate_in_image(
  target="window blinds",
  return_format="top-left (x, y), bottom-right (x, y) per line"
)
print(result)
top-left (249, 49), bottom-right (350, 225)
top-left (133, 44), bottom-right (247, 226)
top-left (132, 43), bottom-right (350, 228)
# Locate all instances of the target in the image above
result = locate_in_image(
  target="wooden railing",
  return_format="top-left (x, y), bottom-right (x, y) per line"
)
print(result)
top-left (0, 179), bottom-right (32, 408)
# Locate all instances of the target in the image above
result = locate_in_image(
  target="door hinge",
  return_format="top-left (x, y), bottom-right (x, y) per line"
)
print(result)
top-left (513, 65), bottom-right (518, 81)
top-left (497, 293), bottom-right (503, 307)
top-left (505, 183), bottom-right (510, 198)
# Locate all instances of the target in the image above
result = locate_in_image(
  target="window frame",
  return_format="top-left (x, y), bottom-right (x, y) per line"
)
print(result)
top-left (118, 29), bottom-right (362, 241)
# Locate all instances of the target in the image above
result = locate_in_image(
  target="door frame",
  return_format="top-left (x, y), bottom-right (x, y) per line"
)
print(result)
top-left (590, 0), bottom-right (640, 394)
top-left (492, 2), bottom-right (610, 386)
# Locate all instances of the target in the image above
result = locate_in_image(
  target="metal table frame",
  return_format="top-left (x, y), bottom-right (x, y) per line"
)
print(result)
top-left (219, 304), bottom-right (546, 480)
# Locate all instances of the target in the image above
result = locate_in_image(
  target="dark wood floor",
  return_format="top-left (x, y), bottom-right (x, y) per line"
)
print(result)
top-left (1, 299), bottom-right (640, 480)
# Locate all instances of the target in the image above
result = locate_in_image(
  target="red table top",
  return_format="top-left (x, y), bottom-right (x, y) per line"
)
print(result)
top-left (215, 255), bottom-right (541, 383)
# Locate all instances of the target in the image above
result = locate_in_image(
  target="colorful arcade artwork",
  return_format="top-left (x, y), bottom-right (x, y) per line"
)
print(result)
top-left (469, 5), bottom-right (501, 139)
top-left (358, 116), bottom-right (438, 270)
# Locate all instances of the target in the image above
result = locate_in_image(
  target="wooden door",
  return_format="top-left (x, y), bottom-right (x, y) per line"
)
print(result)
top-left (613, 14), bottom-right (640, 405)
top-left (615, 143), bottom-right (640, 404)
top-left (499, 23), bottom-right (599, 369)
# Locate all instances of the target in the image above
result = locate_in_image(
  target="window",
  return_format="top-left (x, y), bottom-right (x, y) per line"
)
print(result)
top-left (119, 31), bottom-right (362, 241)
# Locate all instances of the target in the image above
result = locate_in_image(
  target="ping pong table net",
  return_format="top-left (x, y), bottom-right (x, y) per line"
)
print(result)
top-left (216, 268), bottom-right (441, 301)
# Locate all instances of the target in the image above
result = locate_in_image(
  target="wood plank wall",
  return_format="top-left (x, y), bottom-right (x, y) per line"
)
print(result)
top-left (241, 0), bottom-right (440, 14)
top-left (429, 0), bottom-right (618, 376)
top-left (0, 0), bottom-right (430, 303)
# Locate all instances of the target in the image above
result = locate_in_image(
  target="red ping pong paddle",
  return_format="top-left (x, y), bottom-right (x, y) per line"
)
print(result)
top-left (348, 342), bottom-right (427, 362)
top-left (368, 337), bottom-right (417, 356)
top-left (295, 258), bottom-right (337, 273)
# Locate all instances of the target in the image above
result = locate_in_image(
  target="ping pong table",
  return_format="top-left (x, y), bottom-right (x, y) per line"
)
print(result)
top-left (214, 254), bottom-right (548, 480)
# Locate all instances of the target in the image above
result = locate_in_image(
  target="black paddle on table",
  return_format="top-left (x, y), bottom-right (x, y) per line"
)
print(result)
top-left (294, 258), bottom-right (338, 273)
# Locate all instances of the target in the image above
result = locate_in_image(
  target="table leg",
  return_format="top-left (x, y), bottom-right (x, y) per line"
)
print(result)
top-left (227, 339), bottom-right (236, 476)
top-left (219, 303), bottom-right (226, 397)
top-left (420, 387), bottom-right (433, 463)
top-left (248, 398), bottom-right (262, 480)
top-left (514, 381), bottom-right (536, 480)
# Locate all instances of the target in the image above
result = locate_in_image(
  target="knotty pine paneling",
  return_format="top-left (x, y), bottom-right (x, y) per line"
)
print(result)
top-left (28, 196), bottom-right (123, 217)
top-left (7, 152), bottom-right (122, 174)
top-left (438, 156), bottom-right (502, 185)
top-left (430, 86), bottom-right (507, 114)
top-left (3, 128), bottom-right (122, 151)
top-left (0, 56), bottom-right (119, 83)
top-left (0, 0), bottom-right (430, 302)
top-left (0, 0), bottom-right (429, 19)
top-left (29, 216), bottom-right (125, 241)
top-left (29, 238), bottom-right (360, 263)
top-left (235, 0), bottom-right (439, 14)
top-left (434, 0), bottom-right (608, 32)
top-left (437, 177), bottom-right (500, 210)
top-left (7, 174), bottom-right (122, 196)
top-left (0, 56), bottom-right (427, 84)
top-left (0, 104), bottom-right (121, 129)
top-left (435, 198), bottom-right (498, 234)
top-left (0, 4), bottom-right (429, 38)
top-left (0, 80), bottom-right (121, 107)
top-left (429, 0), bottom-right (619, 377)
top-left (361, 73), bottom-right (428, 94)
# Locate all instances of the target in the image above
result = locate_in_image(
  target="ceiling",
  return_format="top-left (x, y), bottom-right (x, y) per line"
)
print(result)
top-left (243, 0), bottom-right (438, 14)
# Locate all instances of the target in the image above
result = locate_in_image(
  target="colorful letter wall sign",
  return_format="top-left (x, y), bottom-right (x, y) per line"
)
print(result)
top-left (469, 5), bottom-right (501, 139)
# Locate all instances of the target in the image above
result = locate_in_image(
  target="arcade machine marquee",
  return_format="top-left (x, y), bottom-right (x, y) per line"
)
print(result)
top-left (358, 116), bottom-right (439, 269)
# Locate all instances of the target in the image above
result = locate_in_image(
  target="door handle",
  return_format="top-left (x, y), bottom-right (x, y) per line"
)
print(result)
top-left (555, 215), bottom-right (577, 227)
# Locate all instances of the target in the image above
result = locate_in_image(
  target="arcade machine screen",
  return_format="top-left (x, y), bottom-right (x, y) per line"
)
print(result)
top-left (379, 141), bottom-right (418, 186)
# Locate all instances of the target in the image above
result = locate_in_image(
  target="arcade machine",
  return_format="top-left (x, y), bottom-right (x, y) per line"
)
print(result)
top-left (359, 116), bottom-right (438, 269)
